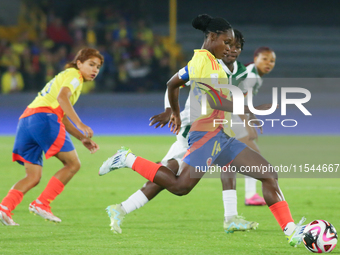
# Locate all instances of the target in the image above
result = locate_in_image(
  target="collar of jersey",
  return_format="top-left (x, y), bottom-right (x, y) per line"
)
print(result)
top-left (195, 49), bottom-right (215, 59)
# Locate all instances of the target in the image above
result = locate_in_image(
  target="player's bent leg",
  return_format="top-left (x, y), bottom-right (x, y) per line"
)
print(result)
top-left (153, 163), bottom-right (204, 196)
top-left (99, 147), bottom-right (203, 196)
top-left (12, 163), bottom-right (42, 194)
top-left (54, 150), bottom-right (81, 185)
top-left (29, 150), bottom-right (80, 223)
top-left (141, 159), bottom-right (180, 200)
top-left (231, 147), bottom-right (306, 247)
top-left (231, 147), bottom-right (279, 206)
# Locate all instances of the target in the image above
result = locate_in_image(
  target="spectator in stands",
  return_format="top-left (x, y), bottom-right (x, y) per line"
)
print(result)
top-left (1, 66), bottom-right (24, 94)
top-left (0, 47), bottom-right (21, 73)
top-left (112, 19), bottom-right (133, 42)
top-left (46, 17), bottom-right (73, 48)
top-left (135, 19), bottom-right (153, 45)
top-left (11, 32), bottom-right (29, 56)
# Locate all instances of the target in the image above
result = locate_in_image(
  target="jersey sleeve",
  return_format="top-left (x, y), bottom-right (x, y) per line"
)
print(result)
top-left (178, 66), bottom-right (189, 82)
top-left (189, 53), bottom-right (222, 90)
top-left (60, 69), bottom-right (83, 94)
top-left (165, 66), bottom-right (191, 109)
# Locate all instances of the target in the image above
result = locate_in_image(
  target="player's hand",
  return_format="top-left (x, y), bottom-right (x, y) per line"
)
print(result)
top-left (77, 123), bottom-right (93, 138)
top-left (149, 108), bottom-right (172, 128)
top-left (81, 138), bottom-right (99, 154)
top-left (248, 113), bottom-right (263, 134)
top-left (168, 113), bottom-right (181, 135)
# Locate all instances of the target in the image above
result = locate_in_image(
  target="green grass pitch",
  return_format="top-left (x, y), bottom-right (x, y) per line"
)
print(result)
top-left (0, 135), bottom-right (339, 255)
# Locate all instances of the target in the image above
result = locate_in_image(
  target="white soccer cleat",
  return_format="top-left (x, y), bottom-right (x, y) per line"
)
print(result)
top-left (0, 210), bottom-right (19, 226)
top-left (287, 217), bottom-right (306, 247)
top-left (29, 200), bottom-right (61, 223)
top-left (106, 204), bottom-right (126, 234)
top-left (223, 215), bottom-right (259, 233)
top-left (99, 147), bottom-right (132, 176)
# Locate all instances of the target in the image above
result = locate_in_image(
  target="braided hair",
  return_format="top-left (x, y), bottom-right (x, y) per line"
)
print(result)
top-left (192, 14), bottom-right (232, 37)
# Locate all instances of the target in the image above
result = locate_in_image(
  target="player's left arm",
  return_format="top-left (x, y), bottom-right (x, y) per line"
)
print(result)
top-left (57, 86), bottom-right (93, 138)
top-left (62, 116), bottom-right (99, 154)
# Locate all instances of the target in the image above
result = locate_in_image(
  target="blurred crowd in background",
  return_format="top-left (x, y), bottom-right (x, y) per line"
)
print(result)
top-left (0, 1), bottom-right (185, 94)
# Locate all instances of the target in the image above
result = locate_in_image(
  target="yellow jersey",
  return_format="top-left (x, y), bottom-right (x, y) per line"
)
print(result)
top-left (188, 49), bottom-right (233, 137)
top-left (20, 68), bottom-right (83, 120)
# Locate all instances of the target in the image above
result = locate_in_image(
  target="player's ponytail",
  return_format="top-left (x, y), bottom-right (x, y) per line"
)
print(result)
top-left (192, 14), bottom-right (232, 36)
top-left (192, 14), bottom-right (213, 32)
top-left (65, 48), bottom-right (104, 70)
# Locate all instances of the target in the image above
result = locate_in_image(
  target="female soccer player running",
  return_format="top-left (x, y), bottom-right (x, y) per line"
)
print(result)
top-left (99, 14), bottom-right (305, 247)
top-left (0, 48), bottom-right (103, 226)
top-left (101, 30), bottom-right (258, 235)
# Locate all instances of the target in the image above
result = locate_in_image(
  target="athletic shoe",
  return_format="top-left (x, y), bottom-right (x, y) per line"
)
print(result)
top-left (106, 204), bottom-right (126, 234)
top-left (286, 217), bottom-right (306, 247)
top-left (29, 200), bottom-right (61, 223)
top-left (99, 147), bottom-right (132, 176)
top-left (245, 193), bottom-right (266, 206)
top-left (224, 215), bottom-right (259, 233)
top-left (0, 205), bottom-right (19, 226)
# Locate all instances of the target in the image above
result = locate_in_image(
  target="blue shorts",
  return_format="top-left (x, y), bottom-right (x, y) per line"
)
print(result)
top-left (182, 127), bottom-right (246, 169)
top-left (12, 113), bottom-right (75, 166)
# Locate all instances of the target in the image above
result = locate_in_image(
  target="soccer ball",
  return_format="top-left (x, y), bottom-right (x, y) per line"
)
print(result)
top-left (302, 220), bottom-right (337, 253)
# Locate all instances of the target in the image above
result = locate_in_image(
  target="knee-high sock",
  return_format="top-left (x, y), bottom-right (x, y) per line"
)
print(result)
top-left (222, 190), bottom-right (238, 221)
top-left (36, 176), bottom-right (64, 206)
top-left (121, 190), bottom-right (149, 214)
top-left (0, 189), bottom-right (24, 212)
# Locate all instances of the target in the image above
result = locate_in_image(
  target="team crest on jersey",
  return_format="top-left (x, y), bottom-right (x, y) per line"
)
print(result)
top-left (206, 157), bottom-right (212, 166)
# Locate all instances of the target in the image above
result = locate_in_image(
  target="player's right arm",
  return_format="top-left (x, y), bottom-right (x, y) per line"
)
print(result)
top-left (57, 87), bottom-right (93, 138)
top-left (167, 70), bottom-right (189, 134)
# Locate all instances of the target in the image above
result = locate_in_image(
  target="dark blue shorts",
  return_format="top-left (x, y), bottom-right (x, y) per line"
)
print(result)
top-left (182, 127), bottom-right (246, 169)
top-left (12, 113), bottom-right (75, 166)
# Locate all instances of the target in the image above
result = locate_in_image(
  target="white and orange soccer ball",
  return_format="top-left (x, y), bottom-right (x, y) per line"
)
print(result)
top-left (302, 220), bottom-right (337, 253)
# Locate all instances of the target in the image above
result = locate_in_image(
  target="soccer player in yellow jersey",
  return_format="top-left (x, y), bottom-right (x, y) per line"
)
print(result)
top-left (99, 15), bottom-right (306, 247)
top-left (0, 48), bottom-right (103, 226)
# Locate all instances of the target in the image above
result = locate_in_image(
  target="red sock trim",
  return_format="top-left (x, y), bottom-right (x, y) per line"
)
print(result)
top-left (37, 176), bottom-right (65, 205)
top-left (132, 157), bottom-right (161, 182)
top-left (1, 189), bottom-right (24, 212)
top-left (269, 201), bottom-right (294, 230)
